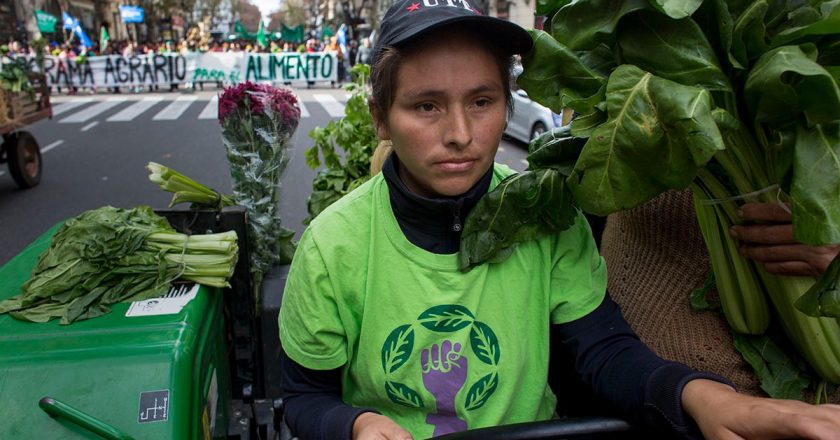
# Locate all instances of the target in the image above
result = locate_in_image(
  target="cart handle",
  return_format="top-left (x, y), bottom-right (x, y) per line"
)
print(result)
top-left (39, 396), bottom-right (135, 440)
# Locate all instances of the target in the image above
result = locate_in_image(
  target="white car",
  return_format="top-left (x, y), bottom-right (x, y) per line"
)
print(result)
top-left (505, 88), bottom-right (564, 144)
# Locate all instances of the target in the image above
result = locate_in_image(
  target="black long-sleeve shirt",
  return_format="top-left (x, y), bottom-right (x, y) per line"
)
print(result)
top-left (280, 155), bottom-right (730, 439)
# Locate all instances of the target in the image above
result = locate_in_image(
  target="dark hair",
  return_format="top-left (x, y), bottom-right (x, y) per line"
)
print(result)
top-left (369, 26), bottom-right (515, 128)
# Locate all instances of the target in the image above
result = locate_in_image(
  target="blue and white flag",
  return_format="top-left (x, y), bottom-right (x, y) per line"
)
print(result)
top-left (62, 12), bottom-right (92, 48)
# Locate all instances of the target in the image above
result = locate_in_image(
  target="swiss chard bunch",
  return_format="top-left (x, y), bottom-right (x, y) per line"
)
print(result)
top-left (462, 0), bottom-right (840, 398)
top-left (304, 63), bottom-right (378, 224)
top-left (0, 206), bottom-right (238, 324)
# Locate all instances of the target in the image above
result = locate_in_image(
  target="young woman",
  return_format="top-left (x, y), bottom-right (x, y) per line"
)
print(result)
top-left (278, 1), bottom-right (840, 439)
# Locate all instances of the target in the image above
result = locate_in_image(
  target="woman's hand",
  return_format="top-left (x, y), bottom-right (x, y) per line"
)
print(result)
top-left (682, 379), bottom-right (840, 439)
top-left (730, 202), bottom-right (839, 277)
top-left (353, 412), bottom-right (413, 440)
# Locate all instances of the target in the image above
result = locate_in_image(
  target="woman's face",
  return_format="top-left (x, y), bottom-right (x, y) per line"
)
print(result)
top-left (377, 33), bottom-right (507, 198)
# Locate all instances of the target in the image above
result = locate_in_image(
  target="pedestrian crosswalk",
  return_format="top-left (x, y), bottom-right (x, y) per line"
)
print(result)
top-left (51, 93), bottom-right (348, 125)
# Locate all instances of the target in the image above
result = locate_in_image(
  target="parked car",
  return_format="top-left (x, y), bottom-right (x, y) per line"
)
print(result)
top-left (505, 88), bottom-right (564, 144)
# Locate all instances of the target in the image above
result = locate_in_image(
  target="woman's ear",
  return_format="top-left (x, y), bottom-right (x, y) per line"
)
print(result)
top-left (369, 101), bottom-right (390, 140)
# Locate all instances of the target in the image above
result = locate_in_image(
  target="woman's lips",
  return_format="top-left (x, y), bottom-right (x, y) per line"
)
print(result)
top-left (435, 159), bottom-right (476, 172)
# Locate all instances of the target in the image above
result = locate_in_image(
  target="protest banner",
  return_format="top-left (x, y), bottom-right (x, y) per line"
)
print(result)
top-left (24, 52), bottom-right (338, 88)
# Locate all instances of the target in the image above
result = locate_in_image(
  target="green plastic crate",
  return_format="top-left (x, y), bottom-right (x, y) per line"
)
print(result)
top-left (0, 224), bottom-right (230, 439)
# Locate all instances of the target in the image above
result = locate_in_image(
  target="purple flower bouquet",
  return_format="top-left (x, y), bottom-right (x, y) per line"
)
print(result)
top-left (218, 82), bottom-right (301, 298)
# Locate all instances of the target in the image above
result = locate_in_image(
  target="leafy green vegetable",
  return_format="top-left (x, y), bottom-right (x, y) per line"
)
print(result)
top-left (796, 255), bottom-right (840, 318)
top-left (305, 63), bottom-right (378, 223)
top-left (461, 0), bottom-right (840, 394)
top-left (147, 162), bottom-right (235, 209)
top-left (0, 206), bottom-right (238, 324)
top-left (733, 333), bottom-right (813, 400)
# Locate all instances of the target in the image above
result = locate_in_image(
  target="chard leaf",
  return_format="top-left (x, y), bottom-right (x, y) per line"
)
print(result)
top-left (618, 11), bottom-right (732, 91)
top-left (459, 168), bottom-right (576, 270)
top-left (568, 65), bottom-right (725, 216)
top-left (796, 255), bottom-right (840, 318)
top-left (730, 0), bottom-right (770, 69)
top-left (526, 126), bottom-right (586, 173)
top-left (646, 0), bottom-right (702, 19)
top-left (745, 45), bottom-right (840, 127)
top-left (519, 30), bottom-right (607, 115)
top-left (550, 0), bottom-right (650, 51)
top-left (771, 1), bottom-right (840, 47)
top-left (733, 333), bottom-right (812, 399)
top-left (790, 123), bottom-right (840, 245)
top-left (690, 272), bottom-right (718, 311)
top-left (570, 109), bottom-right (607, 138)
top-left (692, 0), bottom-right (737, 69)
top-left (536, 0), bottom-right (573, 16)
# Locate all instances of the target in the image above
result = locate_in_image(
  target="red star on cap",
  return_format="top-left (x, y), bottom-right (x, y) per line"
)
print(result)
top-left (406, 2), bottom-right (420, 11)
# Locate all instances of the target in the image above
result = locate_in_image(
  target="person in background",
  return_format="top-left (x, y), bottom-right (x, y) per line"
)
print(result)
top-left (355, 37), bottom-right (373, 66)
top-left (277, 1), bottom-right (840, 439)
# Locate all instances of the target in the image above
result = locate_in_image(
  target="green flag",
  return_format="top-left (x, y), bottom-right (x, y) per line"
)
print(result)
top-left (99, 26), bottom-right (109, 51)
top-left (257, 20), bottom-right (268, 47)
top-left (234, 20), bottom-right (248, 39)
top-left (35, 10), bottom-right (58, 33)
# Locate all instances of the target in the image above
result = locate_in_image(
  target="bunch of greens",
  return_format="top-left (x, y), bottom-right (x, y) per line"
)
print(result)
top-left (0, 206), bottom-right (238, 324)
top-left (0, 58), bottom-right (33, 96)
top-left (461, 0), bottom-right (840, 398)
top-left (304, 63), bottom-right (379, 223)
top-left (218, 81), bottom-right (301, 300)
top-left (147, 161), bottom-right (235, 209)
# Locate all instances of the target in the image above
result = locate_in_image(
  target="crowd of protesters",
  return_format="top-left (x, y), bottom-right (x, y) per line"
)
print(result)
top-left (2, 30), bottom-right (374, 95)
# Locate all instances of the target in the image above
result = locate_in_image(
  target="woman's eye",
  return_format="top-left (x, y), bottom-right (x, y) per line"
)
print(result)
top-left (417, 103), bottom-right (436, 112)
top-left (474, 98), bottom-right (492, 108)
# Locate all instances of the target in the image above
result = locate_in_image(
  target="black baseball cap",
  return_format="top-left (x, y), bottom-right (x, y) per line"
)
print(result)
top-left (372, 0), bottom-right (533, 64)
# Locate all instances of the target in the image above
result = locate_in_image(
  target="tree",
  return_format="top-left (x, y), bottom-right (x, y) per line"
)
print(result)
top-left (281, 0), bottom-right (308, 28)
top-left (267, 11), bottom-right (284, 32)
top-left (235, 0), bottom-right (261, 32)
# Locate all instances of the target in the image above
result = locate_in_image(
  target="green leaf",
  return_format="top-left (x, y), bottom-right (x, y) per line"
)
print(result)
top-left (550, 0), bottom-right (651, 51)
top-left (526, 126), bottom-right (586, 173)
top-left (796, 259), bottom-right (840, 317)
top-left (789, 123), bottom-right (840, 245)
top-left (418, 305), bottom-right (474, 332)
top-left (518, 29), bottom-right (607, 115)
top-left (567, 65), bottom-right (725, 216)
top-left (692, 0), bottom-right (736, 69)
top-left (647, 0), bottom-right (702, 19)
top-left (730, 0), bottom-right (770, 69)
top-left (745, 45), bottom-right (840, 128)
top-left (733, 333), bottom-right (812, 399)
top-left (690, 272), bottom-right (718, 311)
top-left (771, 1), bottom-right (840, 47)
top-left (384, 381), bottom-right (425, 408)
top-left (536, 0), bottom-right (572, 16)
top-left (465, 372), bottom-right (499, 411)
top-left (381, 324), bottom-right (415, 373)
top-left (618, 11), bottom-right (732, 91)
top-left (459, 169), bottom-right (577, 270)
top-left (470, 322), bottom-right (501, 365)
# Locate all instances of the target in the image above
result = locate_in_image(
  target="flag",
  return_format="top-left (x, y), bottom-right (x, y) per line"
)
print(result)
top-left (100, 26), bottom-right (109, 51)
top-left (257, 20), bottom-right (268, 47)
top-left (62, 12), bottom-right (93, 48)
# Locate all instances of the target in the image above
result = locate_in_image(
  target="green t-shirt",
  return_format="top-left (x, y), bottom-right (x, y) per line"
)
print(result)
top-left (279, 164), bottom-right (606, 438)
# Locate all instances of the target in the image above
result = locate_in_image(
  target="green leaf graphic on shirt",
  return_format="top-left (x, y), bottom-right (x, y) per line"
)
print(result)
top-left (470, 321), bottom-right (500, 366)
top-left (381, 324), bottom-right (415, 373)
top-left (418, 304), bottom-right (475, 332)
top-left (385, 380), bottom-right (425, 408)
top-left (465, 372), bottom-right (498, 411)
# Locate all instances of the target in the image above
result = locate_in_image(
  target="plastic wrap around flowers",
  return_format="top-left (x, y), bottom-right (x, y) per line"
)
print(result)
top-left (218, 82), bottom-right (301, 299)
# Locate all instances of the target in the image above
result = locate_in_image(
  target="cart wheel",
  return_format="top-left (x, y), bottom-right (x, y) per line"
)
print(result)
top-left (5, 131), bottom-right (42, 189)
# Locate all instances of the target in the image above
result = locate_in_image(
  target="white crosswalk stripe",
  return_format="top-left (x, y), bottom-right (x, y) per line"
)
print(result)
top-left (152, 96), bottom-right (198, 120)
top-left (51, 98), bottom-right (94, 116)
top-left (107, 96), bottom-right (164, 121)
top-left (49, 94), bottom-right (347, 124)
top-left (298, 100), bottom-right (310, 118)
top-left (313, 94), bottom-right (345, 117)
top-left (59, 98), bottom-right (126, 123)
top-left (198, 96), bottom-right (218, 119)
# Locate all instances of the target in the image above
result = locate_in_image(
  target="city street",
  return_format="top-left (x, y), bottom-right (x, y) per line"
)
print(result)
top-left (0, 87), bottom-right (530, 265)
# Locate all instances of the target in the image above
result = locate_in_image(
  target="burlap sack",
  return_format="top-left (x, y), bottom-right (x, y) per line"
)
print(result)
top-left (601, 189), bottom-right (838, 403)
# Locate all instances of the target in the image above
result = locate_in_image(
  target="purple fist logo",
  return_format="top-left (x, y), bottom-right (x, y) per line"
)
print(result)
top-left (422, 340), bottom-right (468, 436)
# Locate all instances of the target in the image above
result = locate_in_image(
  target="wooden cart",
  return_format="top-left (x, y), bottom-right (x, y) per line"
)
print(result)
top-left (0, 73), bottom-right (52, 188)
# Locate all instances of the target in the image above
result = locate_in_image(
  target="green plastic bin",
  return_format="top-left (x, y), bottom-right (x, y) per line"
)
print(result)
top-left (0, 225), bottom-right (230, 439)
